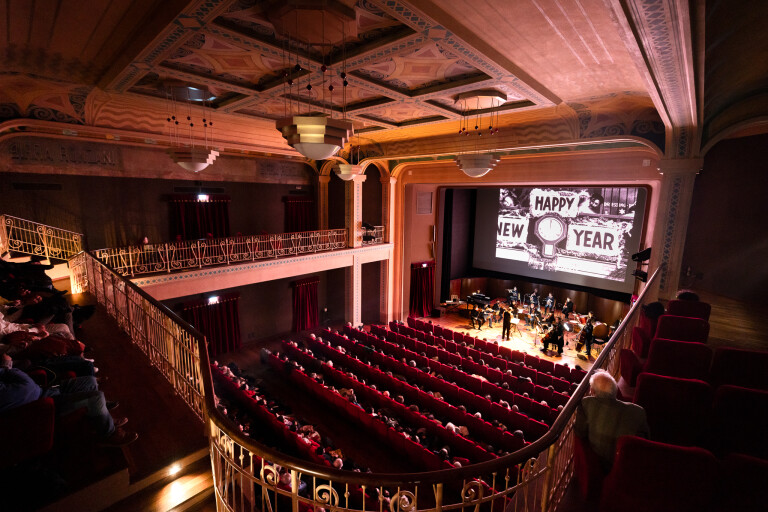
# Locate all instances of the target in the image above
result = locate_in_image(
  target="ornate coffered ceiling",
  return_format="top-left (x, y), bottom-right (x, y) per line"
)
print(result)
top-left (1, 0), bottom-right (766, 162)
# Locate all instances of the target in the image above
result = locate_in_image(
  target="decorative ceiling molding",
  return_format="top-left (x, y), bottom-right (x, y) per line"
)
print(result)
top-left (608, 0), bottom-right (697, 158)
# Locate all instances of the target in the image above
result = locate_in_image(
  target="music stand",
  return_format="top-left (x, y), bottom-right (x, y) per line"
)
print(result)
top-left (510, 317), bottom-right (522, 338)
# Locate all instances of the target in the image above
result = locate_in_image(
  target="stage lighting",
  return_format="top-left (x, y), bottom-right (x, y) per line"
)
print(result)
top-left (633, 269), bottom-right (648, 282)
top-left (362, 222), bottom-right (375, 230)
top-left (632, 247), bottom-right (652, 262)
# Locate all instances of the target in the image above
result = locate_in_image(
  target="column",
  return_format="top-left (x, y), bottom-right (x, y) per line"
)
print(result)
top-left (381, 176), bottom-right (397, 242)
top-left (345, 174), bottom-right (367, 248)
top-left (647, 158), bottom-right (702, 299)
top-left (380, 176), bottom-right (397, 322)
top-left (345, 255), bottom-right (362, 327)
top-left (317, 174), bottom-right (330, 231)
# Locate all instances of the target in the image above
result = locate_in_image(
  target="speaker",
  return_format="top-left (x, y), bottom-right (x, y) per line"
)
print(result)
top-left (431, 307), bottom-right (443, 318)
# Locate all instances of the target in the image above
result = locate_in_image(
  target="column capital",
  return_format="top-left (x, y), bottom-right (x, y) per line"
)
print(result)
top-left (349, 174), bottom-right (367, 184)
top-left (657, 158), bottom-right (704, 176)
top-left (318, 174), bottom-right (331, 184)
top-left (381, 176), bottom-right (397, 185)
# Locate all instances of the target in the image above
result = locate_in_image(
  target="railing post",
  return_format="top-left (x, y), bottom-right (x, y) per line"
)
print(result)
top-left (540, 443), bottom-right (557, 512)
top-left (129, 247), bottom-right (135, 277)
top-left (197, 240), bottom-right (202, 269)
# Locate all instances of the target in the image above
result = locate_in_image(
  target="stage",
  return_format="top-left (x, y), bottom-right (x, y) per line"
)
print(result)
top-left (422, 305), bottom-right (597, 372)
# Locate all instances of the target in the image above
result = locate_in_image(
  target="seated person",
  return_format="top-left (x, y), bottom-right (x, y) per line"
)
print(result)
top-left (574, 370), bottom-right (649, 470)
top-left (0, 367), bottom-right (137, 446)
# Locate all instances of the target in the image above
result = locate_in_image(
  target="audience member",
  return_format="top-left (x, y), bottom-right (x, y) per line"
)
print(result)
top-left (574, 370), bottom-right (649, 470)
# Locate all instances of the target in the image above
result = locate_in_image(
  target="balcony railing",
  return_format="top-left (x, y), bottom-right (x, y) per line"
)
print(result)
top-left (0, 214), bottom-right (83, 261)
top-left (93, 229), bottom-right (348, 277)
top-left (68, 250), bottom-right (207, 420)
top-left (68, 241), bottom-right (661, 512)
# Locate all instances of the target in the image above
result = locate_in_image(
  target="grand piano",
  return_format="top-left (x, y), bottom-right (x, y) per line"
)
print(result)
top-left (466, 293), bottom-right (491, 307)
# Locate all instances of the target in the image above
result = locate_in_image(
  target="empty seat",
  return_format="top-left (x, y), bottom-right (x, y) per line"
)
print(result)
top-left (599, 436), bottom-right (718, 512)
top-left (654, 314), bottom-right (709, 343)
top-left (633, 373), bottom-right (712, 446)
top-left (709, 346), bottom-right (768, 391)
top-left (666, 299), bottom-right (711, 321)
top-left (621, 339), bottom-right (712, 387)
top-left (714, 453), bottom-right (768, 512)
top-left (709, 385), bottom-right (768, 459)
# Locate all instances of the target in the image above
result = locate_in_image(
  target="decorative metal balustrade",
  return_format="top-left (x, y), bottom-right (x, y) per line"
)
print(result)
top-left (67, 242), bottom-right (660, 512)
top-left (0, 214), bottom-right (83, 261)
top-left (93, 229), bottom-right (349, 277)
top-left (68, 251), bottom-right (206, 420)
top-left (361, 225), bottom-right (386, 246)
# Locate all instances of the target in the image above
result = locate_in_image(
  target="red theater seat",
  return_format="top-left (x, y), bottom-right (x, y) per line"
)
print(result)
top-left (714, 453), bottom-right (768, 512)
top-left (621, 339), bottom-right (712, 387)
top-left (666, 299), bottom-right (711, 321)
top-left (709, 385), bottom-right (768, 459)
top-left (599, 436), bottom-right (718, 512)
top-left (654, 314), bottom-right (710, 343)
top-left (709, 346), bottom-right (768, 391)
top-left (633, 373), bottom-right (712, 446)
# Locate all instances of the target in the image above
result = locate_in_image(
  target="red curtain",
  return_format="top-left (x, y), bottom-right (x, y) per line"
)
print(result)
top-left (292, 276), bottom-right (319, 332)
top-left (170, 194), bottom-right (230, 240)
top-left (409, 261), bottom-right (435, 317)
top-left (284, 196), bottom-right (316, 232)
top-left (181, 292), bottom-right (241, 357)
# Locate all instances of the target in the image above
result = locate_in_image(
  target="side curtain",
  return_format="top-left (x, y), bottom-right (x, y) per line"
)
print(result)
top-left (170, 194), bottom-right (230, 240)
top-left (181, 292), bottom-right (241, 357)
top-left (292, 276), bottom-right (319, 332)
top-left (409, 261), bottom-right (435, 317)
top-left (284, 196), bottom-right (316, 233)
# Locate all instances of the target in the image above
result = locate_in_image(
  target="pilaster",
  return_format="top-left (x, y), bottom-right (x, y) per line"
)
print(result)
top-left (648, 158), bottom-right (702, 299)
top-left (345, 254), bottom-right (362, 326)
top-left (317, 174), bottom-right (330, 231)
top-left (345, 174), bottom-right (367, 248)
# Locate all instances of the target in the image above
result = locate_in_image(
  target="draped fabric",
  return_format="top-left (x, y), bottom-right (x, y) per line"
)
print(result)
top-left (170, 194), bottom-right (230, 240)
top-left (181, 292), bottom-right (241, 357)
top-left (292, 276), bottom-right (319, 332)
top-left (409, 261), bottom-right (435, 317)
top-left (284, 196), bottom-right (316, 233)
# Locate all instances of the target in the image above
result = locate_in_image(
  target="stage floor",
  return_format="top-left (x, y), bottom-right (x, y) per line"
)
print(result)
top-left (416, 308), bottom-right (596, 372)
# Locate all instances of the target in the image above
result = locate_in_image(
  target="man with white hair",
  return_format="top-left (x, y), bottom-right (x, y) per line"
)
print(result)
top-left (574, 370), bottom-right (649, 469)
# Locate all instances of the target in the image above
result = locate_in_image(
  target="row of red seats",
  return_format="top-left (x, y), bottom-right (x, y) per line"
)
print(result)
top-left (303, 336), bottom-right (533, 452)
top-left (372, 324), bottom-right (582, 390)
top-left (388, 327), bottom-right (573, 394)
top-left (396, 318), bottom-right (585, 384)
top-left (634, 373), bottom-right (768, 460)
top-left (584, 435), bottom-right (767, 512)
top-left (210, 364), bottom-right (331, 468)
top-left (272, 346), bottom-right (492, 466)
top-left (332, 328), bottom-right (564, 423)
top-left (622, 338), bottom-right (768, 391)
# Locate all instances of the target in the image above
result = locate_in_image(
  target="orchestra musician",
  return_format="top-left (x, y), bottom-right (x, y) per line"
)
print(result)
top-left (470, 305), bottom-right (485, 330)
top-left (576, 312), bottom-right (596, 358)
top-left (483, 306), bottom-right (495, 328)
top-left (501, 306), bottom-right (512, 340)
top-left (544, 293), bottom-right (555, 314)
top-left (542, 310), bottom-right (556, 330)
top-left (509, 287), bottom-right (519, 303)
top-left (529, 289), bottom-right (540, 314)
top-left (562, 297), bottom-right (574, 318)
top-left (540, 316), bottom-right (565, 356)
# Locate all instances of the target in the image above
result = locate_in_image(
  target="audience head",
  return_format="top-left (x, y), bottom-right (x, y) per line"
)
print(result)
top-left (641, 301), bottom-right (665, 320)
top-left (333, 458), bottom-right (343, 469)
top-left (676, 289), bottom-right (700, 301)
top-left (589, 370), bottom-right (618, 399)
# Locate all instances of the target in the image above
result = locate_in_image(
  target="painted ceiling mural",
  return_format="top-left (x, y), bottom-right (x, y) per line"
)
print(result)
top-left (1, 0), bottom-right (764, 159)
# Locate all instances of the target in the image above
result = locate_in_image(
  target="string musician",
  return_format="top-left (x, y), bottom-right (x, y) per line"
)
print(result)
top-left (470, 305), bottom-right (484, 330)
top-left (561, 297), bottom-right (574, 319)
top-left (482, 305), bottom-right (495, 328)
top-left (576, 311), bottom-right (596, 358)
top-left (540, 316), bottom-right (565, 356)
